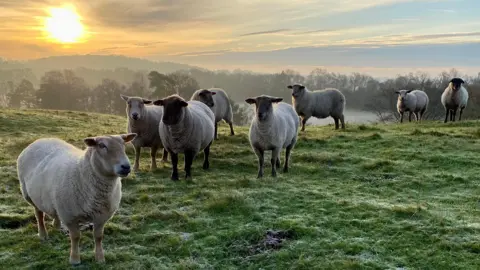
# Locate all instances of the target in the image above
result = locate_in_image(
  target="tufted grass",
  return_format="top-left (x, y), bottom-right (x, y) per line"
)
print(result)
top-left (1, 108), bottom-right (480, 269)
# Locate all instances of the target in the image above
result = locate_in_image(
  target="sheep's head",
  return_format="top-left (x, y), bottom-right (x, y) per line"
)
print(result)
top-left (245, 95), bottom-right (283, 122)
top-left (288, 84), bottom-right (306, 98)
top-left (84, 133), bottom-right (137, 178)
top-left (449, 78), bottom-right (465, 91)
top-left (121, 95), bottom-right (152, 121)
top-left (194, 89), bottom-right (216, 107)
top-left (153, 94), bottom-right (188, 126)
top-left (395, 89), bottom-right (413, 102)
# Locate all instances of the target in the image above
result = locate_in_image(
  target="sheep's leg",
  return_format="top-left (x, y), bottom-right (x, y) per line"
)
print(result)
top-left (52, 214), bottom-right (61, 230)
top-left (400, 112), bottom-right (404, 123)
top-left (184, 150), bottom-right (195, 180)
top-left (133, 145), bottom-right (141, 172)
top-left (271, 148), bottom-right (280, 177)
top-left (170, 152), bottom-right (179, 181)
top-left (340, 114), bottom-right (346, 129)
top-left (227, 120), bottom-right (235, 136)
top-left (413, 112), bottom-right (419, 122)
top-left (459, 108), bottom-right (464, 121)
top-left (444, 110), bottom-right (449, 123)
top-left (452, 109), bottom-right (457, 122)
top-left (34, 207), bottom-right (47, 240)
top-left (93, 223), bottom-right (105, 263)
top-left (214, 122), bottom-right (218, 140)
top-left (68, 224), bottom-right (81, 265)
top-left (408, 112), bottom-right (413, 122)
top-left (254, 148), bottom-right (264, 178)
top-left (203, 142), bottom-right (212, 170)
top-left (301, 117), bottom-right (309, 132)
top-left (150, 146), bottom-right (158, 171)
top-left (275, 157), bottom-right (281, 169)
top-left (283, 143), bottom-right (294, 173)
top-left (161, 148), bottom-right (169, 163)
top-left (333, 117), bottom-right (339, 130)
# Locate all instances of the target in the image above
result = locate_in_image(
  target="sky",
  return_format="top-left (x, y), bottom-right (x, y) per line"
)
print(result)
top-left (1, 0), bottom-right (480, 77)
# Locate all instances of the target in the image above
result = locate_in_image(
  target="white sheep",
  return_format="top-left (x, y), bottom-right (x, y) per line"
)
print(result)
top-left (17, 133), bottom-right (137, 265)
top-left (121, 95), bottom-right (168, 171)
top-left (245, 95), bottom-right (299, 178)
top-left (288, 84), bottom-right (346, 131)
top-left (190, 88), bottom-right (235, 139)
top-left (441, 78), bottom-right (469, 123)
top-left (153, 94), bottom-right (215, 180)
top-left (395, 89), bottom-right (429, 123)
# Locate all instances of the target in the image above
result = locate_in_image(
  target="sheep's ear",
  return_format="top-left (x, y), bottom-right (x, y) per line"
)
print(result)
top-left (406, 90), bottom-right (413, 93)
top-left (287, 85), bottom-right (293, 89)
top-left (271, 97), bottom-right (283, 103)
top-left (143, 99), bottom-right (152, 104)
top-left (84, 137), bottom-right (97, 147)
top-left (245, 98), bottom-right (256, 104)
top-left (121, 133), bottom-right (137, 143)
top-left (120, 94), bottom-right (129, 101)
top-left (153, 99), bottom-right (164, 106)
top-left (180, 100), bottom-right (189, 107)
top-left (299, 85), bottom-right (305, 90)
top-left (394, 91), bottom-right (400, 94)
top-left (211, 92), bottom-right (217, 95)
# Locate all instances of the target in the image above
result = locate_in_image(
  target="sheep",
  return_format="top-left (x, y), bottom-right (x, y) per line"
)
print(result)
top-left (245, 95), bottom-right (299, 178)
top-left (288, 84), bottom-right (346, 131)
top-left (153, 94), bottom-right (215, 181)
top-left (121, 95), bottom-right (168, 171)
top-left (395, 89), bottom-right (429, 123)
top-left (16, 133), bottom-right (137, 265)
top-left (190, 88), bottom-right (235, 139)
top-left (441, 78), bottom-right (469, 123)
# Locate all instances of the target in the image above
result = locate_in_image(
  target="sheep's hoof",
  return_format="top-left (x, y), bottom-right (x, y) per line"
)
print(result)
top-left (69, 257), bottom-right (81, 266)
top-left (257, 172), bottom-right (263, 178)
top-left (203, 162), bottom-right (209, 170)
top-left (283, 167), bottom-right (289, 173)
top-left (171, 172), bottom-right (179, 181)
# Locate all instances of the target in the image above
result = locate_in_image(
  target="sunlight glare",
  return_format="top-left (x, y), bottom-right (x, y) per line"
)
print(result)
top-left (44, 6), bottom-right (84, 43)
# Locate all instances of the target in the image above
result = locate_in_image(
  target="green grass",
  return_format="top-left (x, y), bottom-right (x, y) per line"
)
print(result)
top-left (1, 108), bottom-right (480, 269)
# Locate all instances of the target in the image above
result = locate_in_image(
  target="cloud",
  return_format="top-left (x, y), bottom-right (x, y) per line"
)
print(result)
top-left (173, 49), bottom-right (231, 57)
top-left (239, 29), bottom-right (291, 37)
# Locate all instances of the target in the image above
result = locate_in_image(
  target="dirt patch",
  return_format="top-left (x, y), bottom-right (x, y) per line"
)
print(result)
top-left (249, 229), bottom-right (296, 254)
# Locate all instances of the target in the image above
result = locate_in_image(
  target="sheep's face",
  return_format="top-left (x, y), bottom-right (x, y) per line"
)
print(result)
top-left (153, 95), bottom-right (188, 126)
top-left (450, 78), bottom-right (465, 91)
top-left (121, 95), bottom-right (152, 121)
top-left (195, 89), bottom-right (216, 107)
top-left (84, 133), bottom-right (136, 178)
top-left (395, 90), bottom-right (413, 103)
top-left (245, 95), bottom-right (283, 122)
top-left (288, 84), bottom-right (306, 99)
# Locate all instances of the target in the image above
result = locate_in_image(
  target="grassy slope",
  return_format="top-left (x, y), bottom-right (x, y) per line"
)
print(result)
top-left (1, 109), bottom-right (480, 269)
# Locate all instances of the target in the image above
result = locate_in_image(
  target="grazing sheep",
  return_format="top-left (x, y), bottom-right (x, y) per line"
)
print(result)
top-left (288, 84), bottom-right (346, 131)
top-left (441, 78), bottom-right (469, 123)
top-left (190, 88), bottom-right (235, 139)
top-left (121, 95), bottom-right (168, 171)
top-left (153, 94), bottom-right (215, 180)
top-left (395, 89), bottom-right (429, 123)
top-left (17, 133), bottom-right (136, 265)
top-left (245, 95), bottom-right (299, 178)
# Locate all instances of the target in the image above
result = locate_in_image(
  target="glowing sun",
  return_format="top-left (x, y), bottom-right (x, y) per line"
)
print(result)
top-left (45, 6), bottom-right (84, 43)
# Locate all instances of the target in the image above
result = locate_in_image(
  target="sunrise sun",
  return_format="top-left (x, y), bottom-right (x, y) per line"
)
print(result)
top-left (44, 6), bottom-right (84, 43)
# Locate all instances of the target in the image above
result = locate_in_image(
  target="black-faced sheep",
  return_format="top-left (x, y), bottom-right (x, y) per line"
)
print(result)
top-left (441, 78), bottom-right (469, 123)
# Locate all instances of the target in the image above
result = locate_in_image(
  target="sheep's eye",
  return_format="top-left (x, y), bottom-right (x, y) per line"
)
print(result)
top-left (98, 143), bottom-right (107, 149)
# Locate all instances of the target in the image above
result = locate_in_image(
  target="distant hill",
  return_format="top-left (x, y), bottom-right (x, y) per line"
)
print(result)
top-left (0, 54), bottom-right (198, 78)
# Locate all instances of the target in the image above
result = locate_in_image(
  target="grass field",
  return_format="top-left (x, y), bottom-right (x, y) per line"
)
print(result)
top-left (1, 108), bottom-right (480, 269)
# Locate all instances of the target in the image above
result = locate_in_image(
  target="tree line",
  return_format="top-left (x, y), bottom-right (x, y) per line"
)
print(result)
top-left (1, 67), bottom-right (479, 125)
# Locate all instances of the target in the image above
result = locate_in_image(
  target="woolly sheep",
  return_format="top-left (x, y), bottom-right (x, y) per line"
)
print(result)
top-left (245, 95), bottom-right (299, 178)
top-left (288, 84), bottom-right (346, 131)
top-left (17, 133), bottom-right (137, 265)
top-left (153, 94), bottom-right (215, 180)
top-left (395, 89), bottom-right (429, 123)
top-left (441, 78), bottom-right (469, 123)
top-left (121, 95), bottom-right (168, 171)
top-left (190, 88), bottom-right (235, 139)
